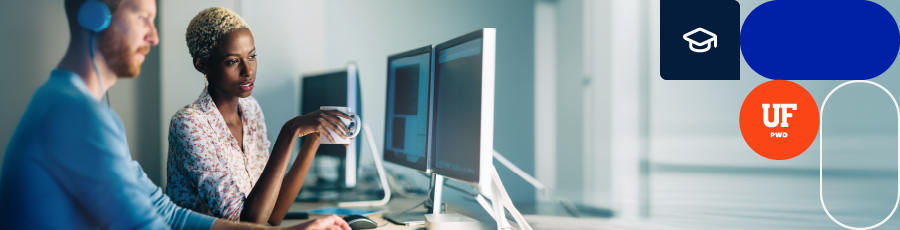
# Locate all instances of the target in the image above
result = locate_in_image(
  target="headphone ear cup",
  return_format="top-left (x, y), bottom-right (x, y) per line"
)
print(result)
top-left (78, 1), bottom-right (111, 32)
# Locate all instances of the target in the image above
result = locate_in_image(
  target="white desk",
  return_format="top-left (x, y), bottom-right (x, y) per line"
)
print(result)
top-left (276, 198), bottom-right (684, 230)
top-left (278, 197), bottom-right (427, 230)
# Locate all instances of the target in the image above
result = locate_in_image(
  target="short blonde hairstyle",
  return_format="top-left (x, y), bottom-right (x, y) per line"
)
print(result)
top-left (185, 7), bottom-right (248, 62)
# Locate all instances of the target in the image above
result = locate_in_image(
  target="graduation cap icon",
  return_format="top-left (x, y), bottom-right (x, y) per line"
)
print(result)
top-left (683, 28), bottom-right (717, 53)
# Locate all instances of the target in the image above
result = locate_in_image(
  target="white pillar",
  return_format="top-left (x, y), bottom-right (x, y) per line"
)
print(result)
top-left (582, 0), bottom-right (648, 218)
top-left (582, 0), bottom-right (614, 210)
top-left (609, 0), bottom-right (645, 220)
top-left (534, 0), bottom-right (558, 203)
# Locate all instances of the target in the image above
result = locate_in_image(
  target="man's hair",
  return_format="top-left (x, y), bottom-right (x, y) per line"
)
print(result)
top-left (185, 7), bottom-right (249, 62)
top-left (64, 0), bottom-right (122, 32)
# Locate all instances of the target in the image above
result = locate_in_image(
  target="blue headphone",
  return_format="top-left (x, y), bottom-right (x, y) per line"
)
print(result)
top-left (77, 0), bottom-right (111, 106)
top-left (78, 0), bottom-right (111, 32)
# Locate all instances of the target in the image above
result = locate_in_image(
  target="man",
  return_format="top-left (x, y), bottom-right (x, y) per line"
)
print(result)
top-left (0, 0), bottom-right (350, 229)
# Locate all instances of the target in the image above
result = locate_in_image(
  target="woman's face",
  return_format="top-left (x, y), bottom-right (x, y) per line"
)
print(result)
top-left (205, 28), bottom-right (257, 98)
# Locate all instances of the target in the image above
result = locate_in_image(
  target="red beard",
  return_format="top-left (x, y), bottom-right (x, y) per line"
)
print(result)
top-left (99, 26), bottom-right (149, 78)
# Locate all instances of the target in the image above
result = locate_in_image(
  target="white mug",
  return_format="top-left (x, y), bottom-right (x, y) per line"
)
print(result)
top-left (319, 106), bottom-right (362, 144)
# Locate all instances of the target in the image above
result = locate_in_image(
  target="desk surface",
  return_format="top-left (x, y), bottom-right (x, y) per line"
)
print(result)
top-left (276, 198), bottom-right (684, 230)
top-left (278, 197), bottom-right (425, 230)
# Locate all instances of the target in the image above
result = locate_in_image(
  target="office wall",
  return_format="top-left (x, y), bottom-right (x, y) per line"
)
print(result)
top-left (0, 1), bottom-right (67, 173)
top-left (0, 0), bottom-right (164, 186)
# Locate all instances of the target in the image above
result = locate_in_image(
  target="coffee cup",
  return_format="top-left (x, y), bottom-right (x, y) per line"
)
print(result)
top-left (319, 106), bottom-right (361, 144)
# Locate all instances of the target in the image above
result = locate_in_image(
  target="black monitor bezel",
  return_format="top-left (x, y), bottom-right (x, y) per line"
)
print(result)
top-left (383, 45), bottom-right (433, 172)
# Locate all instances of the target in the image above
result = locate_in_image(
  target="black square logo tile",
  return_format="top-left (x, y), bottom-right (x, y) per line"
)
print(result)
top-left (661, 0), bottom-right (740, 80)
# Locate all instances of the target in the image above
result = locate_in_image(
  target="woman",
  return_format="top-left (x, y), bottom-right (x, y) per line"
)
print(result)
top-left (167, 7), bottom-right (349, 226)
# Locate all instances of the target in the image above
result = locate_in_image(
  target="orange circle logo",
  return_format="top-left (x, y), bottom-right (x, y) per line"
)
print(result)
top-left (739, 80), bottom-right (819, 160)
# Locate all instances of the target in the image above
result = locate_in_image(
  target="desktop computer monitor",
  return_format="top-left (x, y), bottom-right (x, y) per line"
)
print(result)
top-left (300, 64), bottom-right (363, 189)
top-left (430, 28), bottom-right (496, 195)
top-left (383, 45), bottom-right (433, 172)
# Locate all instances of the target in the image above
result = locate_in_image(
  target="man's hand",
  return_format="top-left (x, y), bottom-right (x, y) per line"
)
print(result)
top-left (285, 215), bottom-right (351, 230)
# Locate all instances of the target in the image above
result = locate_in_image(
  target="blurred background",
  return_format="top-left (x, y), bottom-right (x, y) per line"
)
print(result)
top-left (1, 0), bottom-right (899, 229)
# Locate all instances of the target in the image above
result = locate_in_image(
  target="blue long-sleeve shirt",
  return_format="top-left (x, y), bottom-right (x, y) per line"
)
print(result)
top-left (0, 69), bottom-right (217, 230)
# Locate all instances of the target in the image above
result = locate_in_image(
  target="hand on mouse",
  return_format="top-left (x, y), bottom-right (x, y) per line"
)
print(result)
top-left (285, 215), bottom-right (351, 230)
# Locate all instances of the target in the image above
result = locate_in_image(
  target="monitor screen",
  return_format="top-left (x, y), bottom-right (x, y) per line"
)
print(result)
top-left (383, 46), bottom-right (432, 172)
top-left (431, 35), bottom-right (486, 183)
top-left (302, 72), bottom-right (347, 114)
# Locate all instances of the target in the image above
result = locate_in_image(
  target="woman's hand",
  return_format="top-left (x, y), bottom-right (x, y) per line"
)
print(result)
top-left (284, 215), bottom-right (351, 230)
top-left (286, 110), bottom-right (353, 144)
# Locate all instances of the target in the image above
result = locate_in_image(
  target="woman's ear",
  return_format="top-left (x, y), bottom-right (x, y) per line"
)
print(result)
top-left (193, 57), bottom-right (207, 75)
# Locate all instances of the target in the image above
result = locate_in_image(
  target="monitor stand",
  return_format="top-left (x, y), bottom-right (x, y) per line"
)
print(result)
top-left (491, 150), bottom-right (582, 217)
top-left (383, 173), bottom-right (443, 226)
top-left (336, 122), bottom-right (392, 207)
top-left (476, 166), bottom-right (534, 230)
top-left (340, 122), bottom-right (442, 225)
top-left (420, 173), bottom-right (483, 229)
top-left (426, 162), bottom-right (533, 230)
top-left (346, 141), bottom-right (537, 229)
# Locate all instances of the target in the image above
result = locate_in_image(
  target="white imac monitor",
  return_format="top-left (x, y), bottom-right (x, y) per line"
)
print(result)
top-left (430, 28), bottom-right (495, 195)
top-left (300, 64), bottom-right (362, 189)
top-left (383, 45), bottom-right (433, 173)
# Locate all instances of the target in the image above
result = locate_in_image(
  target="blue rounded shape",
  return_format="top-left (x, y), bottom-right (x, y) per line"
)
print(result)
top-left (742, 0), bottom-right (900, 80)
top-left (78, 1), bottom-right (111, 32)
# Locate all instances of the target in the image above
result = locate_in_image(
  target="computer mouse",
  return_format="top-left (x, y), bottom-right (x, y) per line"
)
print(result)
top-left (343, 214), bottom-right (378, 229)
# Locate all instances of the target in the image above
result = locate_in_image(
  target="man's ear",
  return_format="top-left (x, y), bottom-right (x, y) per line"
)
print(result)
top-left (193, 57), bottom-right (206, 74)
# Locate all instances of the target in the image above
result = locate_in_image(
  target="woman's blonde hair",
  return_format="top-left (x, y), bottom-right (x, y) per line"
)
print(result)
top-left (185, 7), bottom-right (248, 63)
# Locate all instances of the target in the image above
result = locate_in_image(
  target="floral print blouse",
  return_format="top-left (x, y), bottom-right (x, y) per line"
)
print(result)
top-left (166, 90), bottom-right (271, 221)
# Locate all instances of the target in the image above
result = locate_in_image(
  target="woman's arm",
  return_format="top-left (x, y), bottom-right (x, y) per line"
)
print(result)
top-left (267, 135), bottom-right (320, 225)
top-left (213, 215), bottom-right (350, 230)
top-left (239, 110), bottom-right (351, 224)
top-left (238, 124), bottom-right (300, 224)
